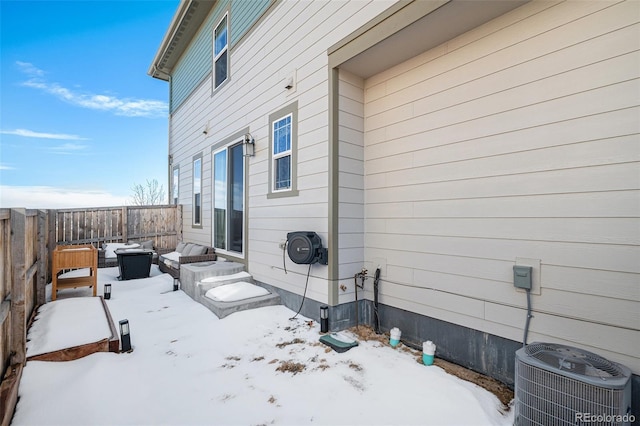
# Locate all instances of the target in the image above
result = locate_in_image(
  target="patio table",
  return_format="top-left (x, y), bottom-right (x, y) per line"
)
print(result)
top-left (115, 249), bottom-right (153, 280)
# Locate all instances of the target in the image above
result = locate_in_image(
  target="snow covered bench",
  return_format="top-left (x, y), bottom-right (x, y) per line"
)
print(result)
top-left (158, 242), bottom-right (217, 278)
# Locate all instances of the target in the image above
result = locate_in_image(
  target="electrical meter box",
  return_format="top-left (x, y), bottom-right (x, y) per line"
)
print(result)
top-left (513, 265), bottom-right (533, 290)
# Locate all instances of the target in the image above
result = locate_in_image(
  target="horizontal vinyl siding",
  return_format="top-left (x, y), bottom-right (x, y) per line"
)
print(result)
top-left (170, 1), bottom-right (228, 113)
top-left (230, 0), bottom-right (270, 47)
top-left (362, 0), bottom-right (640, 372)
top-left (338, 69), bottom-right (365, 304)
top-left (170, 77), bottom-right (215, 246)
top-left (170, 0), bottom-right (271, 113)
top-left (240, 0), bottom-right (394, 302)
top-left (169, 0), bottom-right (396, 302)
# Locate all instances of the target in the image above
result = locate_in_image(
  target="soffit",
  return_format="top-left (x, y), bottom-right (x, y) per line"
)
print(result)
top-left (335, 0), bottom-right (529, 79)
top-left (148, 0), bottom-right (216, 81)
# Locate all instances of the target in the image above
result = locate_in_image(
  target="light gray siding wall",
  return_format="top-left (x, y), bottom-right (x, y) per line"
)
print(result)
top-left (170, 0), bottom-right (396, 301)
top-left (244, 0), bottom-right (394, 303)
top-left (170, 76), bottom-right (214, 246)
top-left (338, 69), bottom-right (365, 304)
top-left (362, 1), bottom-right (640, 372)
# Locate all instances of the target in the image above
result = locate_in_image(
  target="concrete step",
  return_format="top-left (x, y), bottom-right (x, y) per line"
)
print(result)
top-left (199, 281), bottom-right (281, 319)
top-left (197, 271), bottom-right (253, 293)
top-left (179, 261), bottom-right (245, 301)
top-left (177, 261), bottom-right (281, 319)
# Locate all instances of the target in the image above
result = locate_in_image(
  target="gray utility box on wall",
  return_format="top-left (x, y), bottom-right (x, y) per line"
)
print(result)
top-left (513, 265), bottom-right (533, 290)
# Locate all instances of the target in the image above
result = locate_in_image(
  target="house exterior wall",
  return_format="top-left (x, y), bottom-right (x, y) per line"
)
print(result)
top-left (170, 0), bottom-right (271, 113)
top-left (170, 1), bottom-right (226, 113)
top-left (169, 0), bottom-right (397, 302)
top-left (360, 0), bottom-right (640, 373)
top-left (337, 69), bottom-right (365, 305)
top-left (160, 0), bottom-right (639, 382)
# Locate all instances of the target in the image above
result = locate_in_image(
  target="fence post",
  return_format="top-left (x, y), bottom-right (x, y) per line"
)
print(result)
top-left (36, 211), bottom-right (47, 306)
top-left (47, 210), bottom-right (56, 284)
top-left (9, 209), bottom-right (26, 365)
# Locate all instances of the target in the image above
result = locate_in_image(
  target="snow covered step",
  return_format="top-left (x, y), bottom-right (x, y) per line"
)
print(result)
top-left (199, 281), bottom-right (281, 319)
top-left (179, 261), bottom-right (245, 301)
top-left (204, 281), bottom-right (269, 302)
top-left (197, 271), bottom-right (253, 292)
top-left (179, 263), bottom-right (281, 319)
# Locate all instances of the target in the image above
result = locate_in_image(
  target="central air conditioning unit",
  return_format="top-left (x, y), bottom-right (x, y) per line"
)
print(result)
top-left (515, 342), bottom-right (632, 426)
top-left (286, 231), bottom-right (328, 265)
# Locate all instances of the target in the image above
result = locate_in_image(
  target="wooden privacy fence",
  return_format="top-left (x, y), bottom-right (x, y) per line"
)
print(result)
top-left (0, 204), bottom-right (182, 425)
top-left (0, 209), bottom-right (47, 426)
top-left (55, 205), bottom-right (182, 249)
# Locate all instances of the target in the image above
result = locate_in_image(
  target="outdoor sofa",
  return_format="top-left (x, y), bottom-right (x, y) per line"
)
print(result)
top-left (158, 242), bottom-right (217, 279)
top-left (98, 240), bottom-right (168, 268)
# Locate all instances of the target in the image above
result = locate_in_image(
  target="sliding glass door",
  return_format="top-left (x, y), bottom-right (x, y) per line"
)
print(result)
top-left (213, 142), bottom-right (244, 255)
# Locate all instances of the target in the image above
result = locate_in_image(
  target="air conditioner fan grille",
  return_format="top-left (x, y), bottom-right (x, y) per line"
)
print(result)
top-left (525, 343), bottom-right (625, 379)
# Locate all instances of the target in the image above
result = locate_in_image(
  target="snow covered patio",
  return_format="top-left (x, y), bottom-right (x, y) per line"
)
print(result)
top-left (12, 266), bottom-right (513, 425)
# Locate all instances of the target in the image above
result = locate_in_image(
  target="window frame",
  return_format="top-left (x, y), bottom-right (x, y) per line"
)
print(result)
top-left (172, 165), bottom-right (179, 205)
top-left (212, 12), bottom-right (229, 91)
top-left (272, 113), bottom-right (292, 192)
top-left (268, 101), bottom-right (298, 198)
top-left (211, 131), bottom-right (247, 258)
top-left (192, 154), bottom-right (203, 228)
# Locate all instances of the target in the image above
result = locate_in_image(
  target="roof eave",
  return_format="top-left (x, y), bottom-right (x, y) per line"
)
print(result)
top-left (148, 0), bottom-right (215, 81)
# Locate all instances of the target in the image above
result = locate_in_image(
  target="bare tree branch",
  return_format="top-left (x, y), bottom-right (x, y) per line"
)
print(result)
top-left (131, 179), bottom-right (166, 205)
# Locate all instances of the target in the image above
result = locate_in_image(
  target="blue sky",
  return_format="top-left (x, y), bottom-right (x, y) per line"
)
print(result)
top-left (0, 0), bottom-right (179, 208)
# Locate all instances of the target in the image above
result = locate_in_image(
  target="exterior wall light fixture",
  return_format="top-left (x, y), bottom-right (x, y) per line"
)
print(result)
top-left (243, 133), bottom-right (255, 157)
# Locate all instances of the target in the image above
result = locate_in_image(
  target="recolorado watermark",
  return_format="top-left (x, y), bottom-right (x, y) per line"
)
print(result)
top-left (575, 412), bottom-right (635, 423)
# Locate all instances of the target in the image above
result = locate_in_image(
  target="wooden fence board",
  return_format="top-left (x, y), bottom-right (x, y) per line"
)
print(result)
top-left (110, 210), bottom-right (119, 241)
top-left (0, 363), bottom-right (22, 426)
top-left (9, 209), bottom-right (26, 366)
top-left (0, 303), bottom-right (9, 382)
top-left (37, 211), bottom-right (47, 306)
top-left (53, 206), bottom-right (180, 248)
top-left (0, 212), bottom-right (10, 303)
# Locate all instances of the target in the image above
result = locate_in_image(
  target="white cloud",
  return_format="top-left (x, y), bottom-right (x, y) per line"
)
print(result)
top-left (48, 142), bottom-right (89, 154)
top-left (16, 61), bottom-right (45, 77)
top-left (0, 128), bottom-right (88, 140)
top-left (0, 185), bottom-right (129, 209)
top-left (17, 61), bottom-right (168, 118)
top-left (0, 164), bottom-right (15, 170)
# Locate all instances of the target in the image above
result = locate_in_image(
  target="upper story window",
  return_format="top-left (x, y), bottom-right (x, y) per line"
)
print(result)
top-left (193, 155), bottom-right (202, 227)
top-left (213, 13), bottom-right (228, 89)
top-left (268, 101), bottom-right (298, 198)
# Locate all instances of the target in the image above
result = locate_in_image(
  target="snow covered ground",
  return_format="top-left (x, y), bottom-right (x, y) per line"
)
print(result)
top-left (12, 266), bottom-right (513, 425)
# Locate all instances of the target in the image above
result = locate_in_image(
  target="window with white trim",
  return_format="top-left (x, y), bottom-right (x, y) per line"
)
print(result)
top-left (193, 155), bottom-right (202, 226)
top-left (172, 166), bottom-right (179, 205)
top-left (268, 101), bottom-right (298, 198)
top-left (213, 13), bottom-right (228, 89)
top-left (273, 114), bottom-right (292, 191)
